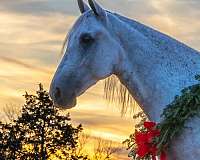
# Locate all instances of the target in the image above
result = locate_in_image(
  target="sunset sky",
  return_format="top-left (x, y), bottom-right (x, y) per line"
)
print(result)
top-left (0, 0), bottom-right (200, 159)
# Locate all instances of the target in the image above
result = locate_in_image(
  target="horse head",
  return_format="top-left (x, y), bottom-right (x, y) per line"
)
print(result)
top-left (50, 0), bottom-right (123, 108)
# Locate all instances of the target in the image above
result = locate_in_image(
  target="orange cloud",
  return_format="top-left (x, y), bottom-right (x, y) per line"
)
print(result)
top-left (0, 56), bottom-right (52, 74)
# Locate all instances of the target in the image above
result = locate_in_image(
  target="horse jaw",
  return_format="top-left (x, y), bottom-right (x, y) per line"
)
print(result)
top-left (49, 60), bottom-right (100, 109)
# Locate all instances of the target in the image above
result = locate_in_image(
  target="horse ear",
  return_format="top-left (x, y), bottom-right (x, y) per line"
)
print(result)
top-left (77, 0), bottom-right (90, 14)
top-left (88, 0), bottom-right (106, 16)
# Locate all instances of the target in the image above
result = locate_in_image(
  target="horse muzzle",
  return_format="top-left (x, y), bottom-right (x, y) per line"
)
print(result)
top-left (50, 86), bottom-right (77, 109)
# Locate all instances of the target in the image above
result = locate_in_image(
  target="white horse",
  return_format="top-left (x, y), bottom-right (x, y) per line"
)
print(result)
top-left (50, 0), bottom-right (200, 159)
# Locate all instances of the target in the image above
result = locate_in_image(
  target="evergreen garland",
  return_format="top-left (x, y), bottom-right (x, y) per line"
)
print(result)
top-left (125, 75), bottom-right (200, 159)
top-left (157, 75), bottom-right (200, 151)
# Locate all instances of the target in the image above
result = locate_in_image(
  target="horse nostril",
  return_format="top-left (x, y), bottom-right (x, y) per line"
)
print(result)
top-left (54, 87), bottom-right (61, 99)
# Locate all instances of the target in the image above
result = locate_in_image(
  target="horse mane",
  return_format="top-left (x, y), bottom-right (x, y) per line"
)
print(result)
top-left (104, 76), bottom-right (140, 115)
top-left (103, 14), bottom-right (143, 116)
top-left (104, 13), bottom-right (163, 116)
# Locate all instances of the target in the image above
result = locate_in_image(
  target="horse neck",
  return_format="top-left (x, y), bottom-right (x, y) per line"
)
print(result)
top-left (109, 13), bottom-right (200, 122)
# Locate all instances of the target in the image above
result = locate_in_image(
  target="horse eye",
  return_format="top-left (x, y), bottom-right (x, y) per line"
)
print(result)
top-left (80, 33), bottom-right (94, 44)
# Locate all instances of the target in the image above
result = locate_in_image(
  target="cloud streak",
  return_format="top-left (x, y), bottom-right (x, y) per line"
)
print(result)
top-left (0, 56), bottom-right (52, 74)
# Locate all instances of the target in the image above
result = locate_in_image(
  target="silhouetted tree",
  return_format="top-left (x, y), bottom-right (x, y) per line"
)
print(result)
top-left (0, 122), bottom-right (25, 159)
top-left (2, 104), bottom-right (21, 122)
top-left (0, 84), bottom-right (88, 160)
top-left (93, 138), bottom-right (121, 160)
